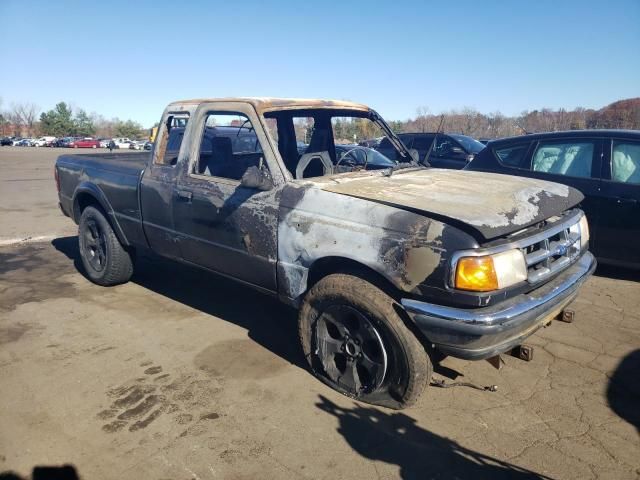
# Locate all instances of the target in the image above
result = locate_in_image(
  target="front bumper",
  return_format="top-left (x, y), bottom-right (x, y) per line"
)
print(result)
top-left (401, 252), bottom-right (596, 360)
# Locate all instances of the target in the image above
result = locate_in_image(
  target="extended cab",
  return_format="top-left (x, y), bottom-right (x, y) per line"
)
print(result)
top-left (55, 98), bottom-right (595, 408)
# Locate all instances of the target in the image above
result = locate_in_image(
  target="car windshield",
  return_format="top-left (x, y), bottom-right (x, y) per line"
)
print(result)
top-left (449, 134), bottom-right (485, 153)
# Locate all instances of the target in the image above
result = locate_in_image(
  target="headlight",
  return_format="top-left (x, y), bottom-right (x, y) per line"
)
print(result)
top-left (454, 249), bottom-right (527, 292)
top-left (569, 214), bottom-right (590, 251)
top-left (579, 215), bottom-right (589, 250)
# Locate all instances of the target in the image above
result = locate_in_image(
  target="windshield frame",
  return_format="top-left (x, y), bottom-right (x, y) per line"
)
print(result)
top-left (260, 106), bottom-right (418, 182)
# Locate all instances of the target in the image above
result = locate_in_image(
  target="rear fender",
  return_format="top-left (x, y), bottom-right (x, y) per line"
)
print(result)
top-left (72, 182), bottom-right (130, 246)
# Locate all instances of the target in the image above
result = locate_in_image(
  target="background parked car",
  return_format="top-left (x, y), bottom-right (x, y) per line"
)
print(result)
top-left (376, 132), bottom-right (485, 169)
top-left (111, 137), bottom-right (133, 149)
top-left (98, 138), bottom-right (111, 148)
top-left (358, 137), bottom-right (384, 148)
top-left (129, 140), bottom-right (147, 150)
top-left (16, 138), bottom-right (34, 147)
top-left (31, 136), bottom-right (57, 147)
top-left (465, 129), bottom-right (640, 268)
top-left (1, 137), bottom-right (14, 146)
top-left (69, 138), bottom-right (100, 148)
top-left (333, 144), bottom-right (395, 172)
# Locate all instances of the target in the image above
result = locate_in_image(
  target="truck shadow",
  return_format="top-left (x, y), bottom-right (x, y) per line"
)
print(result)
top-left (316, 394), bottom-right (550, 479)
top-left (606, 349), bottom-right (640, 433)
top-left (0, 464), bottom-right (79, 480)
top-left (51, 236), bottom-right (306, 371)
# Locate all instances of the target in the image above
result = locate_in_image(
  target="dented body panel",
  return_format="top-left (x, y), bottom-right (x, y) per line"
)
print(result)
top-left (55, 97), bottom-right (595, 363)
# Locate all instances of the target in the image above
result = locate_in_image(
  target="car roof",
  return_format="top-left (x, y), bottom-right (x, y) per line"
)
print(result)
top-left (167, 97), bottom-right (370, 114)
top-left (488, 129), bottom-right (640, 146)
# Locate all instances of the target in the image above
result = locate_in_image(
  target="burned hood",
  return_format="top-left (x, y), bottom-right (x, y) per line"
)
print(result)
top-left (319, 168), bottom-right (584, 240)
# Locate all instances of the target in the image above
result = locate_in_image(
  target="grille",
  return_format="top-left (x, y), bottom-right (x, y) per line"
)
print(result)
top-left (520, 219), bottom-right (581, 284)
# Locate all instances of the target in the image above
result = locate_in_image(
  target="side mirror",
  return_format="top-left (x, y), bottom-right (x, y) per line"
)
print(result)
top-left (408, 148), bottom-right (420, 162)
top-left (241, 165), bottom-right (273, 191)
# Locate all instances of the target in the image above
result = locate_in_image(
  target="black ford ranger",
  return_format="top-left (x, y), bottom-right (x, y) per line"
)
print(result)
top-left (55, 98), bottom-right (595, 408)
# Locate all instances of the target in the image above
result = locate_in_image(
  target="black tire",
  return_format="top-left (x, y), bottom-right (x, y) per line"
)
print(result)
top-left (78, 206), bottom-right (133, 286)
top-left (299, 273), bottom-right (432, 409)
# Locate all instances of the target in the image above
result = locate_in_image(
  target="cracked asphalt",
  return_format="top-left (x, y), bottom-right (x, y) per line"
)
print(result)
top-left (1, 147), bottom-right (639, 479)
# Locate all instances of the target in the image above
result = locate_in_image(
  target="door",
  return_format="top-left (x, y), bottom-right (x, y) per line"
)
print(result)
top-left (596, 138), bottom-right (640, 266)
top-left (525, 137), bottom-right (603, 253)
top-left (172, 104), bottom-right (279, 291)
top-left (139, 111), bottom-right (191, 260)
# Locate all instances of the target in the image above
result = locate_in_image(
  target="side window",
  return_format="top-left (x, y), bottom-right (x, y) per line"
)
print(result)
top-left (195, 112), bottom-right (265, 181)
top-left (612, 141), bottom-right (640, 184)
top-left (532, 141), bottom-right (594, 178)
top-left (432, 136), bottom-right (455, 157)
top-left (494, 143), bottom-right (530, 168)
top-left (154, 114), bottom-right (189, 166)
top-left (411, 136), bottom-right (435, 150)
top-left (399, 135), bottom-right (414, 149)
top-left (378, 137), bottom-right (394, 149)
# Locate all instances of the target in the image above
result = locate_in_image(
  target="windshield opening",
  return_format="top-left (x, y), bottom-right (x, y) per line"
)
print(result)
top-left (263, 108), bottom-right (413, 180)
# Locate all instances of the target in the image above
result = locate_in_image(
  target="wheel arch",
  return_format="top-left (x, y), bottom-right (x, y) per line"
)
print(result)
top-left (306, 256), bottom-right (402, 301)
top-left (305, 255), bottom-right (435, 351)
top-left (73, 183), bottom-right (130, 246)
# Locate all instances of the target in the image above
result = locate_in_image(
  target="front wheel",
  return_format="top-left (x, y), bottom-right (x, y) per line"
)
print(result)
top-left (79, 206), bottom-right (133, 286)
top-left (299, 273), bottom-right (432, 409)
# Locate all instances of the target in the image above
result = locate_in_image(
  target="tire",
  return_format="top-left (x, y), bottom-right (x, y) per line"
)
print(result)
top-left (299, 273), bottom-right (432, 409)
top-left (78, 206), bottom-right (133, 286)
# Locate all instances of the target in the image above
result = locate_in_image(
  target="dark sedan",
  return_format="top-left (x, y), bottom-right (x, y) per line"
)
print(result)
top-left (376, 132), bottom-right (485, 169)
top-left (465, 130), bottom-right (640, 268)
top-left (334, 144), bottom-right (395, 171)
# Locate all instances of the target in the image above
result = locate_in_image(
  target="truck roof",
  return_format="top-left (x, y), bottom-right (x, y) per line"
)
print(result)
top-left (167, 97), bottom-right (370, 113)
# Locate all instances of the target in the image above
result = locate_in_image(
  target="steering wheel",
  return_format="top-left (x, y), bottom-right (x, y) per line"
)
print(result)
top-left (335, 146), bottom-right (370, 170)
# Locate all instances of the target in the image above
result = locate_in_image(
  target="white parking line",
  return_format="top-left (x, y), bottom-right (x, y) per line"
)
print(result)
top-left (0, 234), bottom-right (60, 247)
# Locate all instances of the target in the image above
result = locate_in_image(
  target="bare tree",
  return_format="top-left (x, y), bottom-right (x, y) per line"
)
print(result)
top-left (11, 102), bottom-right (40, 135)
top-left (415, 106), bottom-right (431, 133)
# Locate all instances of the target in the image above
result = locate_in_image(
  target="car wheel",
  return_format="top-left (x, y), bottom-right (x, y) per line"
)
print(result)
top-left (299, 273), bottom-right (432, 409)
top-left (78, 206), bottom-right (133, 286)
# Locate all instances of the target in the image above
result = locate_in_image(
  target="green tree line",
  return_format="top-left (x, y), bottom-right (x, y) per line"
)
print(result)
top-left (38, 102), bottom-right (144, 138)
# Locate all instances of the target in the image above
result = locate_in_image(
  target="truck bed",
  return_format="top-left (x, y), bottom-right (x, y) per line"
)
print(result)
top-left (56, 152), bottom-right (149, 177)
top-left (56, 151), bottom-right (151, 247)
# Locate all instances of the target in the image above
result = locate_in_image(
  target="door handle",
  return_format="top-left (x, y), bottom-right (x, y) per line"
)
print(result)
top-left (176, 190), bottom-right (193, 202)
top-left (616, 197), bottom-right (638, 205)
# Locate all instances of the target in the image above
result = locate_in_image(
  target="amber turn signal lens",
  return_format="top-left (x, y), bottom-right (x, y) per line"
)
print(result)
top-left (455, 256), bottom-right (499, 291)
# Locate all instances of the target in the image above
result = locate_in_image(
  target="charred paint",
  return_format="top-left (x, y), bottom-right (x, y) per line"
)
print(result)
top-left (321, 169), bottom-right (583, 240)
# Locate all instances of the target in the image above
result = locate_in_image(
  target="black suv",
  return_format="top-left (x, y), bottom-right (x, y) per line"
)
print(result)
top-left (466, 130), bottom-right (640, 268)
top-left (376, 132), bottom-right (485, 169)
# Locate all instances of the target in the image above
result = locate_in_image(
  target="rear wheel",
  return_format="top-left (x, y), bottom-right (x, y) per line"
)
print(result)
top-left (78, 206), bottom-right (133, 286)
top-left (299, 273), bottom-right (432, 409)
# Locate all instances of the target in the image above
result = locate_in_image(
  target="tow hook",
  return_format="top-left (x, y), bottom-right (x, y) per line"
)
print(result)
top-left (511, 344), bottom-right (534, 362)
top-left (556, 308), bottom-right (575, 323)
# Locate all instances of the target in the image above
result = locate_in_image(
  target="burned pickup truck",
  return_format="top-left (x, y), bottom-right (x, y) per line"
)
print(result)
top-left (55, 98), bottom-right (595, 408)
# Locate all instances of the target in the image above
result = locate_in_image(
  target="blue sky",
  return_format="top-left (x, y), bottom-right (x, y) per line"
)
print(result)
top-left (1, 0), bottom-right (638, 127)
